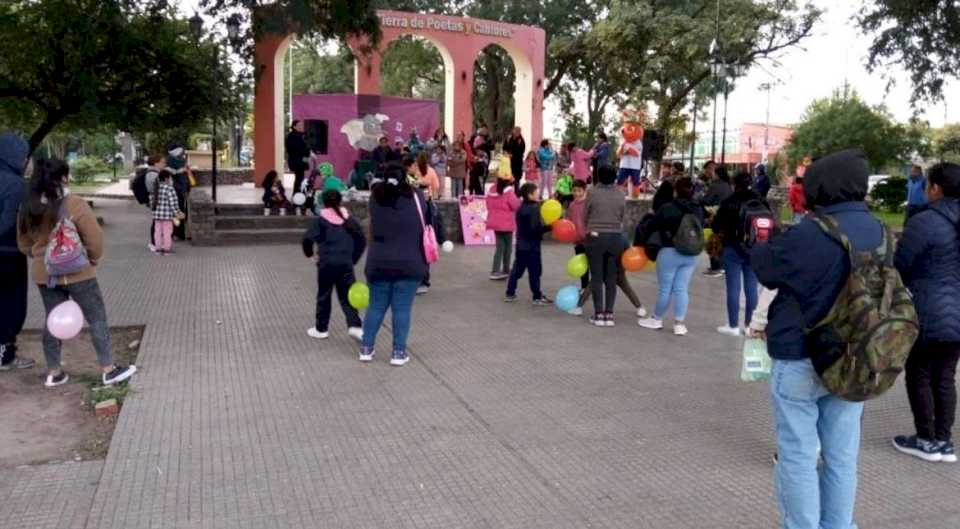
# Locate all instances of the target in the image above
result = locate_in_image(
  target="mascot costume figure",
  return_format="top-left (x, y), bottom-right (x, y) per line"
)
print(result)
top-left (616, 108), bottom-right (645, 198)
top-left (166, 144), bottom-right (191, 240)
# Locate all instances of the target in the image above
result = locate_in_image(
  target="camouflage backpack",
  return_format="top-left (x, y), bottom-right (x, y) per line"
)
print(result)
top-left (804, 214), bottom-right (919, 402)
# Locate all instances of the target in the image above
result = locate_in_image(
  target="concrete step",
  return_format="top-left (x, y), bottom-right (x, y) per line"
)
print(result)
top-left (215, 204), bottom-right (278, 216)
top-left (216, 228), bottom-right (302, 246)
top-left (214, 215), bottom-right (311, 230)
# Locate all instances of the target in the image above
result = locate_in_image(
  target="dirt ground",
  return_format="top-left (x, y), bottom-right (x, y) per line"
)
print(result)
top-left (0, 327), bottom-right (142, 468)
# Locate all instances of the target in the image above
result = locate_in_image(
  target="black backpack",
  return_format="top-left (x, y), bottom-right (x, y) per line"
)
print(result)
top-left (738, 198), bottom-right (776, 250)
top-left (131, 168), bottom-right (150, 205)
top-left (674, 206), bottom-right (705, 256)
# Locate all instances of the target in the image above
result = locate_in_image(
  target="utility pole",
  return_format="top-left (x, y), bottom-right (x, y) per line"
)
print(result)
top-left (690, 96), bottom-right (698, 178)
top-left (720, 80), bottom-right (730, 165)
top-left (710, 0), bottom-right (721, 163)
top-left (759, 82), bottom-right (773, 164)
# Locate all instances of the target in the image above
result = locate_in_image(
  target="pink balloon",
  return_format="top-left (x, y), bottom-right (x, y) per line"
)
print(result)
top-left (47, 300), bottom-right (84, 340)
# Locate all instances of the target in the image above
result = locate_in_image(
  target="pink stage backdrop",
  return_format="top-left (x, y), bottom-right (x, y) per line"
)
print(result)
top-left (458, 195), bottom-right (495, 246)
top-left (293, 94), bottom-right (440, 177)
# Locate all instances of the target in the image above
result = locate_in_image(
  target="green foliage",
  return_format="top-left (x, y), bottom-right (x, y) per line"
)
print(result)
top-left (0, 0), bottom-right (242, 152)
top-left (860, 1), bottom-right (960, 103)
top-left (786, 90), bottom-right (922, 173)
top-left (382, 37), bottom-right (444, 100)
top-left (473, 46), bottom-right (515, 141)
top-left (933, 124), bottom-right (960, 164)
top-left (70, 156), bottom-right (110, 185)
top-left (870, 177), bottom-right (908, 213)
top-left (291, 39), bottom-right (355, 95)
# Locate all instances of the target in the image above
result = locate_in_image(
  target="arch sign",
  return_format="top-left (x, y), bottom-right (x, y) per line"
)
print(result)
top-left (253, 9), bottom-right (545, 185)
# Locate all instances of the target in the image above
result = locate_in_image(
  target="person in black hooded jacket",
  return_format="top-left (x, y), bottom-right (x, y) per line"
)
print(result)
top-left (893, 162), bottom-right (960, 462)
top-left (302, 189), bottom-right (366, 342)
top-left (0, 132), bottom-right (33, 371)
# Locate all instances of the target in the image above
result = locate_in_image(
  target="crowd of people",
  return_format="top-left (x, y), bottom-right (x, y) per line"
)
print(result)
top-left (3, 118), bottom-right (960, 529)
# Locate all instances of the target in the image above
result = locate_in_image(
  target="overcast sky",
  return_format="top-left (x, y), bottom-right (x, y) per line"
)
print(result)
top-left (178, 0), bottom-right (957, 134)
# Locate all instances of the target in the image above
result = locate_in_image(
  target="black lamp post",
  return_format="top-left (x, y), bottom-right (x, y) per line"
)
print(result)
top-left (713, 62), bottom-right (747, 165)
top-left (189, 13), bottom-right (240, 203)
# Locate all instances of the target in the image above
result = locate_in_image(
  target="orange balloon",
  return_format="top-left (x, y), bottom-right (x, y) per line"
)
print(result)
top-left (621, 246), bottom-right (649, 272)
top-left (552, 219), bottom-right (578, 243)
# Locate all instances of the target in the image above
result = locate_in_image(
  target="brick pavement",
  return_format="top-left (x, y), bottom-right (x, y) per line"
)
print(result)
top-left (3, 199), bottom-right (959, 529)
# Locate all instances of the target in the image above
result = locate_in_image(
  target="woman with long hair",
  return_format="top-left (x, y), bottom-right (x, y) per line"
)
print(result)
top-left (412, 151), bottom-right (440, 199)
top-left (361, 163), bottom-right (429, 366)
top-left (17, 159), bottom-right (136, 387)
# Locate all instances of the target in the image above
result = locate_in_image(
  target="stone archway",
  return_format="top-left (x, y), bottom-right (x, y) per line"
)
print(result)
top-left (254, 10), bottom-right (545, 185)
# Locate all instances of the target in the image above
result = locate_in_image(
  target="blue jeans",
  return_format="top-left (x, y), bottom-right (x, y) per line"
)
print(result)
top-left (653, 248), bottom-right (698, 321)
top-left (722, 246), bottom-right (759, 327)
top-left (771, 360), bottom-right (863, 529)
top-left (361, 279), bottom-right (419, 353)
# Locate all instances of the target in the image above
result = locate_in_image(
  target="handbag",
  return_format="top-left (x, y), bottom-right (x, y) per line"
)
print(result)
top-left (414, 193), bottom-right (439, 264)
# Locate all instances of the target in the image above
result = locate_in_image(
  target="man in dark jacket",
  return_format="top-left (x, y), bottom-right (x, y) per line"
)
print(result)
top-left (753, 163), bottom-right (771, 198)
top-left (0, 132), bottom-right (34, 370)
top-left (893, 162), bottom-right (960, 462)
top-left (751, 149), bottom-right (883, 529)
top-left (285, 120), bottom-right (310, 196)
top-left (502, 127), bottom-right (526, 182)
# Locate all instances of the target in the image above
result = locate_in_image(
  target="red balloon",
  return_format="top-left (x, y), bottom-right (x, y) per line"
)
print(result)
top-left (552, 219), bottom-right (578, 243)
top-left (621, 246), bottom-right (649, 272)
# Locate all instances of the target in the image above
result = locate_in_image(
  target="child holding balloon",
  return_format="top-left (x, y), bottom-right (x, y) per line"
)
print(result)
top-left (302, 189), bottom-right (367, 341)
top-left (505, 183), bottom-right (552, 305)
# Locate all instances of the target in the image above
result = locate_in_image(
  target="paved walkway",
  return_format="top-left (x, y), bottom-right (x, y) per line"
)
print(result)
top-left (2, 200), bottom-right (958, 529)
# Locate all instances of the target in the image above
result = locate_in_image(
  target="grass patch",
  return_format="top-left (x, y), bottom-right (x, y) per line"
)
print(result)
top-left (74, 373), bottom-right (133, 406)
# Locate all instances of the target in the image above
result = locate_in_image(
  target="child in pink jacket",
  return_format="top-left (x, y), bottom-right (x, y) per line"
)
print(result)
top-left (485, 176), bottom-right (521, 279)
top-left (566, 142), bottom-right (593, 183)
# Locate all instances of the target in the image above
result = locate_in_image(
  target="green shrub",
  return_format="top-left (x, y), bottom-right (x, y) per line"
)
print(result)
top-left (870, 176), bottom-right (907, 212)
top-left (70, 156), bottom-right (109, 184)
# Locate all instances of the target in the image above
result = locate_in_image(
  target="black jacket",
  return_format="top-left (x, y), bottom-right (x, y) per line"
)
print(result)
top-left (702, 180), bottom-right (733, 207)
top-left (895, 198), bottom-right (960, 344)
top-left (285, 131), bottom-right (310, 171)
top-left (712, 189), bottom-right (768, 248)
top-left (652, 179), bottom-right (674, 212)
top-left (365, 189), bottom-right (428, 282)
top-left (515, 199), bottom-right (551, 252)
top-left (504, 136), bottom-right (526, 169)
top-left (0, 133), bottom-right (28, 256)
top-left (302, 213), bottom-right (366, 268)
top-left (652, 199), bottom-right (705, 249)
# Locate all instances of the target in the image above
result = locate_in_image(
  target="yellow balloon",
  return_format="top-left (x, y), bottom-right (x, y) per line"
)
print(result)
top-left (541, 199), bottom-right (563, 225)
top-left (703, 228), bottom-right (713, 240)
top-left (566, 254), bottom-right (589, 278)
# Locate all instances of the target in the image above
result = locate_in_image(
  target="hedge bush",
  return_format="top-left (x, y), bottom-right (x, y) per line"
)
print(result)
top-left (870, 176), bottom-right (907, 212)
top-left (70, 156), bottom-right (109, 184)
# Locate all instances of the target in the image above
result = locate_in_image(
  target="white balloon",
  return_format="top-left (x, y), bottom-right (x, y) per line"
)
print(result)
top-left (292, 192), bottom-right (306, 206)
top-left (441, 241), bottom-right (454, 253)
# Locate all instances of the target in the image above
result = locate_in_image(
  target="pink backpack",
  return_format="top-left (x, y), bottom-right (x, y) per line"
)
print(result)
top-left (413, 194), bottom-right (439, 264)
top-left (44, 202), bottom-right (89, 286)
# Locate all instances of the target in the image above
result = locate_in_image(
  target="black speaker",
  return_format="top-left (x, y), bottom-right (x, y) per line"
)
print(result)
top-left (304, 120), bottom-right (328, 154)
top-left (642, 130), bottom-right (661, 161)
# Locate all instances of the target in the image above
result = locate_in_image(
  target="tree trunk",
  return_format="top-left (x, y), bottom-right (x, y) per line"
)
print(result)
top-left (29, 115), bottom-right (63, 156)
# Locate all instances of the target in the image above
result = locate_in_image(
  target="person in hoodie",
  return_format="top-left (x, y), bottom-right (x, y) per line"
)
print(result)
top-left (485, 176), bottom-right (521, 280)
top-left (753, 163), bottom-right (771, 199)
top-left (583, 166), bottom-right (626, 326)
top-left (637, 177), bottom-right (705, 336)
top-left (892, 162), bottom-right (960, 463)
top-left (751, 149), bottom-right (884, 529)
top-left (905, 164), bottom-right (927, 221)
top-left (302, 189), bottom-right (366, 342)
top-left (701, 163), bottom-right (732, 278)
top-left (505, 182), bottom-right (552, 305)
top-left (165, 145), bottom-right (191, 240)
top-left (0, 132), bottom-right (34, 371)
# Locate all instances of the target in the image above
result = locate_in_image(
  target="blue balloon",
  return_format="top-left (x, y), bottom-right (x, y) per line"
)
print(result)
top-left (555, 285), bottom-right (580, 313)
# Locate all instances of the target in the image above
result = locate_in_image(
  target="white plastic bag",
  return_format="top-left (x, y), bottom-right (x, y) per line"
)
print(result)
top-left (740, 337), bottom-right (772, 382)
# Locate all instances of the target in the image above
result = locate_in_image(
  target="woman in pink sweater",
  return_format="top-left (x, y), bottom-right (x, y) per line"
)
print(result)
top-left (484, 177), bottom-right (521, 279)
top-left (567, 141), bottom-right (593, 183)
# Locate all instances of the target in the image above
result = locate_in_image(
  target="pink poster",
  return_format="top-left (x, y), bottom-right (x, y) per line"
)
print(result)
top-left (458, 195), bottom-right (495, 246)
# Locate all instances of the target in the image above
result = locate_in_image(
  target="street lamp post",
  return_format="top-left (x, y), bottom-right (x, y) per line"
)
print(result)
top-left (189, 13), bottom-right (240, 204)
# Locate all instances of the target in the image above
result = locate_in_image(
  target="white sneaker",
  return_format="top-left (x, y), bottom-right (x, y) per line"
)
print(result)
top-left (359, 347), bottom-right (375, 362)
top-left (674, 324), bottom-right (689, 336)
top-left (638, 317), bottom-right (663, 330)
top-left (263, 208), bottom-right (271, 216)
top-left (307, 327), bottom-right (329, 339)
top-left (416, 285), bottom-right (429, 295)
top-left (636, 306), bottom-right (648, 318)
top-left (717, 325), bottom-right (741, 337)
top-left (347, 327), bottom-right (363, 341)
top-left (567, 307), bottom-right (583, 316)
top-left (147, 243), bottom-right (157, 253)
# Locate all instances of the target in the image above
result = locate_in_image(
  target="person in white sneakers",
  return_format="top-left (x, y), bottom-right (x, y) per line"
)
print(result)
top-left (302, 190), bottom-right (366, 342)
top-left (638, 177), bottom-right (705, 336)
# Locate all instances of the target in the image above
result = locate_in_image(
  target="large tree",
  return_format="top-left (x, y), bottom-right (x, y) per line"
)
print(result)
top-left (933, 124), bottom-right (960, 164)
top-left (0, 0), bottom-right (242, 153)
top-left (860, 0), bottom-right (960, 103)
top-left (785, 89), bottom-right (924, 173)
top-left (583, 0), bottom-right (818, 162)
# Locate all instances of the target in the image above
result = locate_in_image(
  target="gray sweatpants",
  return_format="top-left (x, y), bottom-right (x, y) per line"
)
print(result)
top-left (38, 279), bottom-right (112, 370)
